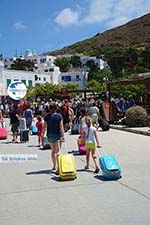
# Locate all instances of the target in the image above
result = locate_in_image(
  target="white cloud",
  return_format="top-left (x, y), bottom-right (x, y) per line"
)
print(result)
top-left (106, 0), bottom-right (150, 28)
top-left (81, 0), bottom-right (113, 24)
top-left (55, 8), bottom-right (79, 27)
top-left (54, 0), bottom-right (150, 29)
top-left (107, 16), bottom-right (130, 29)
top-left (114, 0), bottom-right (150, 18)
top-left (14, 21), bottom-right (28, 30)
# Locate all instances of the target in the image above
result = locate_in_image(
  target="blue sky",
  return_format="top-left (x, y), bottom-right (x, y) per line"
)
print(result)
top-left (0, 0), bottom-right (150, 57)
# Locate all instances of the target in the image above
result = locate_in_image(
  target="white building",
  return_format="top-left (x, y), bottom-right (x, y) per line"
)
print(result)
top-left (60, 71), bottom-right (87, 88)
top-left (0, 62), bottom-right (87, 96)
top-left (80, 56), bottom-right (107, 70)
top-left (0, 63), bottom-right (61, 96)
top-left (24, 50), bottom-right (57, 72)
top-left (56, 54), bottom-right (110, 71)
top-left (3, 50), bottom-right (57, 73)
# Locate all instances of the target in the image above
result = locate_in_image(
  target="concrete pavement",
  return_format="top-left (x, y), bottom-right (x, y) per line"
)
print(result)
top-left (110, 124), bottom-right (150, 136)
top-left (0, 122), bottom-right (150, 225)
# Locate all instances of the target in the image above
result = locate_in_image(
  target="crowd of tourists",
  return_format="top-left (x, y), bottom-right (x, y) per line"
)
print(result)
top-left (0, 94), bottom-right (137, 174)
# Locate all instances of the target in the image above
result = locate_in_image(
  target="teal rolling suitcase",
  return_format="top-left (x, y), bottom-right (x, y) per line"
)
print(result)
top-left (99, 149), bottom-right (121, 180)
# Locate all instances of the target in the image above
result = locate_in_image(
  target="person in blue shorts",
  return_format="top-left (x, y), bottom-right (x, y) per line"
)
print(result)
top-left (42, 102), bottom-right (64, 172)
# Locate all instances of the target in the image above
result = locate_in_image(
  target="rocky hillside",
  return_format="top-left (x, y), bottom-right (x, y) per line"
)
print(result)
top-left (48, 13), bottom-right (150, 56)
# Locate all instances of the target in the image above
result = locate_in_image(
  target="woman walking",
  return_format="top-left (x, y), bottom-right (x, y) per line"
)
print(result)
top-left (42, 102), bottom-right (64, 172)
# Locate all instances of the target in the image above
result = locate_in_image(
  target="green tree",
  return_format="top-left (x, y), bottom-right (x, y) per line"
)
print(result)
top-left (88, 68), bottom-right (112, 82)
top-left (101, 46), bottom-right (134, 78)
top-left (126, 48), bottom-right (138, 73)
top-left (103, 47), bottom-right (123, 77)
top-left (27, 83), bottom-right (61, 98)
top-left (86, 59), bottom-right (98, 71)
top-left (87, 79), bottom-right (105, 94)
top-left (70, 55), bottom-right (81, 68)
top-left (139, 45), bottom-right (150, 69)
top-left (10, 58), bottom-right (35, 71)
top-left (64, 83), bottom-right (78, 90)
top-left (110, 83), bottom-right (148, 102)
top-left (54, 57), bottom-right (70, 72)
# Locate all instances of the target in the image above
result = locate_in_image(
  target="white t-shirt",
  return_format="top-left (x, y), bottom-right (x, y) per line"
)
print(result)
top-left (83, 126), bottom-right (96, 144)
top-left (80, 116), bottom-right (87, 130)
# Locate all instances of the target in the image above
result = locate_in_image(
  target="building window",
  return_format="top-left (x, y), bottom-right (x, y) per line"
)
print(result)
top-left (43, 77), bottom-right (46, 81)
top-left (35, 75), bottom-right (38, 81)
top-left (7, 79), bottom-right (11, 87)
top-left (49, 68), bottom-right (54, 72)
top-left (66, 76), bottom-right (71, 81)
top-left (76, 75), bottom-right (80, 81)
top-left (62, 76), bottom-right (71, 82)
top-left (21, 80), bottom-right (26, 85)
top-left (40, 58), bottom-right (46, 63)
top-left (28, 80), bottom-right (32, 87)
top-left (39, 77), bottom-right (41, 81)
top-left (44, 69), bottom-right (48, 72)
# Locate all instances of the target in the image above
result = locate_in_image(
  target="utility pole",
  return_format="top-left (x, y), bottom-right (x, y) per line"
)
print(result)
top-left (0, 61), bottom-right (4, 96)
top-left (15, 49), bottom-right (18, 57)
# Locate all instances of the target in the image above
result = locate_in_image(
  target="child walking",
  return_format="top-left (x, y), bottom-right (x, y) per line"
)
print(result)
top-left (36, 115), bottom-right (44, 147)
top-left (83, 116), bottom-right (101, 173)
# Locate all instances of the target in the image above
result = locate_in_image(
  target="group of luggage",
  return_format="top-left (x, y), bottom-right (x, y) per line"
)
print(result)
top-left (0, 117), bottom-right (51, 149)
top-left (0, 118), bottom-right (35, 143)
top-left (57, 143), bottom-right (121, 181)
top-left (64, 116), bottom-right (121, 181)
top-left (20, 120), bottom-right (50, 148)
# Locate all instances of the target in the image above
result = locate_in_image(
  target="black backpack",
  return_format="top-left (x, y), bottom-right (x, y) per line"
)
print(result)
top-left (99, 117), bottom-right (110, 131)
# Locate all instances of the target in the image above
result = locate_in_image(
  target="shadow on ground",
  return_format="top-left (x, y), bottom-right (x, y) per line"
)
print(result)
top-left (94, 174), bottom-right (122, 182)
top-left (68, 150), bottom-right (86, 156)
top-left (26, 169), bottom-right (54, 175)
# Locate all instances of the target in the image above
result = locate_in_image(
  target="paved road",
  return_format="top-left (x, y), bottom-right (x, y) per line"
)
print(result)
top-left (0, 122), bottom-right (150, 225)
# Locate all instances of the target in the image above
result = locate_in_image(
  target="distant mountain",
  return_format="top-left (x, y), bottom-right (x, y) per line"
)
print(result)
top-left (48, 13), bottom-right (150, 56)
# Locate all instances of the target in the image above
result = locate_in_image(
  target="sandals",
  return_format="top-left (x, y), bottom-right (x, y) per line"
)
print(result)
top-left (84, 166), bottom-right (89, 170)
top-left (52, 167), bottom-right (56, 171)
top-left (55, 170), bottom-right (59, 175)
top-left (94, 168), bottom-right (100, 173)
top-left (84, 166), bottom-right (99, 173)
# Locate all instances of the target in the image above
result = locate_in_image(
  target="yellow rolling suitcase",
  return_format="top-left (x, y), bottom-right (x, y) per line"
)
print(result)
top-left (58, 154), bottom-right (77, 180)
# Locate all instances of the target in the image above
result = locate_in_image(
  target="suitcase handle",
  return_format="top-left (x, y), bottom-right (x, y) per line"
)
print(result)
top-left (96, 146), bottom-right (107, 157)
top-left (63, 140), bottom-right (68, 154)
top-left (58, 137), bottom-right (68, 154)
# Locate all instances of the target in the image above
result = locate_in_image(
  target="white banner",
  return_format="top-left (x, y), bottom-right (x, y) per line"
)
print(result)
top-left (0, 154), bottom-right (38, 163)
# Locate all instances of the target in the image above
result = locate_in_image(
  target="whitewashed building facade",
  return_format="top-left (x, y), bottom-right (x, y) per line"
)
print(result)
top-left (60, 70), bottom-right (88, 88)
top-left (0, 62), bottom-right (61, 96)
top-left (80, 56), bottom-right (108, 70)
top-left (0, 63), bottom-right (87, 96)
